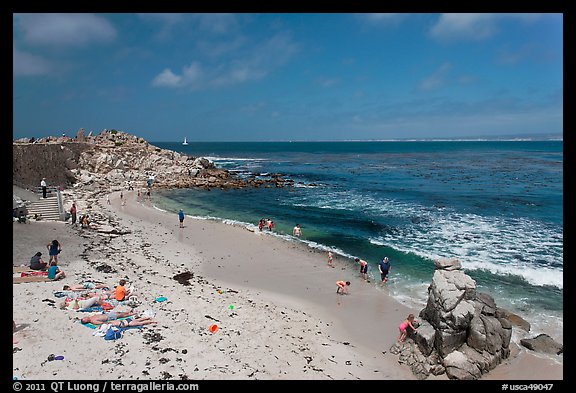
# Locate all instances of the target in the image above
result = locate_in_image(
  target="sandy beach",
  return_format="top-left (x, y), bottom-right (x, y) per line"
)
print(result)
top-left (12, 187), bottom-right (563, 381)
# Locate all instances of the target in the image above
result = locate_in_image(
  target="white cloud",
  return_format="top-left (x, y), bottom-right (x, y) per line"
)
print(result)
top-left (418, 62), bottom-right (453, 91)
top-left (429, 13), bottom-right (546, 42)
top-left (137, 13), bottom-right (186, 25)
top-left (151, 69), bottom-right (183, 88)
top-left (193, 13), bottom-right (238, 35)
top-left (360, 13), bottom-right (404, 25)
top-left (13, 47), bottom-right (52, 76)
top-left (315, 77), bottom-right (339, 88)
top-left (151, 32), bottom-right (299, 90)
top-left (430, 14), bottom-right (499, 42)
top-left (138, 13), bottom-right (239, 39)
top-left (16, 13), bottom-right (116, 47)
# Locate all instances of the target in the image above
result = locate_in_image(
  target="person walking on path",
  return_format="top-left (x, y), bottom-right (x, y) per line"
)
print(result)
top-left (355, 258), bottom-right (369, 281)
top-left (70, 203), bottom-right (77, 225)
top-left (336, 280), bottom-right (351, 295)
top-left (47, 240), bottom-right (62, 264)
top-left (378, 257), bottom-right (391, 284)
top-left (41, 178), bottom-right (47, 198)
top-left (178, 209), bottom-right (185, 228)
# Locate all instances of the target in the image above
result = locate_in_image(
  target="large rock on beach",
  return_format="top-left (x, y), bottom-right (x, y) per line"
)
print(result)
top-left (393, 258), bottom-right (516, 380)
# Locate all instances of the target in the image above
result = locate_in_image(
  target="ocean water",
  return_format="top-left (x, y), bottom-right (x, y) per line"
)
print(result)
top-left (152, 140), bottom-right (563, 343)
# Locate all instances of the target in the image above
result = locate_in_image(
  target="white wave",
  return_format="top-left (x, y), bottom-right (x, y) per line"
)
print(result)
top-left (293, 189), bottom-right (563, 289)
top-left (203, 156), bottom-right (268, 162)
top-left (293, 183), bottom-right (323, 188)
top-left (368, 211), bottom-right (564, 289)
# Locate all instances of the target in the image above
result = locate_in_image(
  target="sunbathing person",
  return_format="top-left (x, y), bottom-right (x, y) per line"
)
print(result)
top-left (63, 282), bottom-right (109, 291)
top-left (108, 316), bottom-right (157, 328)
top-left (80, 310), bottom-right (136, 325)
top-left (60, 294), bottom-right (107, 311)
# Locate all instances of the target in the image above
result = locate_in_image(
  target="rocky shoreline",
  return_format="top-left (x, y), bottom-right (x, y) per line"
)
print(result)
top-left (13, 128), bottom-right (293, 192)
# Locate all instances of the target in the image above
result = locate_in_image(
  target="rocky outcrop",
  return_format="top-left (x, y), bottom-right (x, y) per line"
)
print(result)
top-left (391, 258), bottom-right (516, 380)
top-left (13, 130), bottom-right (293, 191)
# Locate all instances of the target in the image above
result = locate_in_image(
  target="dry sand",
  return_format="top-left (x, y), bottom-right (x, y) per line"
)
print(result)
top-left (12, 188), bottom-right (563, 382)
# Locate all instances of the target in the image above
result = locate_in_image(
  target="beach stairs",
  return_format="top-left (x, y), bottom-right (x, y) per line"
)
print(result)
top-left (25, 187), bottom-right (65, 221)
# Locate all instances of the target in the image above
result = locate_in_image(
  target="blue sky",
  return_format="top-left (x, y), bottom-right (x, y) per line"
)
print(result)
top-left (13, 13), bottom-right (563, 142)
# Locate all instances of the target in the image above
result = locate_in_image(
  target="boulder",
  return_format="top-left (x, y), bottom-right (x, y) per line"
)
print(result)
top-left (520, 334), bottom-right (563, 355)
top-left (402, 259), bottom-right (517, 380)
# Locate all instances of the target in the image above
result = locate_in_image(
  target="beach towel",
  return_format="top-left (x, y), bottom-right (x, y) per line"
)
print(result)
top-left (20, 271), bottom-right (48, 277)
top-left (77, 306), bottom-right (104, 313)
top-left (81, 316), bottom-right (130, 329)
top-left (104, 325), bottom-right (144, 340)
top-left (13, 266), bottom-right (34, 273)
top-left (13, 276), bottom-right (51, 284)
top-left (92, 323), bottom-right (110, 336)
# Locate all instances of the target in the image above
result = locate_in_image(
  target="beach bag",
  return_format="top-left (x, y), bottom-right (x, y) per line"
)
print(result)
top-left (104, 326), bottom-right (124, 340)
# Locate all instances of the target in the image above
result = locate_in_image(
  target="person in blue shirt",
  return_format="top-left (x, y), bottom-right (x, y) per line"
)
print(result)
top-left (178, 209), bottom-right (185, 228)
top-left (47, 261), bottom-right (65, 281)
top-left (378, 257), bottom-right (391, 284)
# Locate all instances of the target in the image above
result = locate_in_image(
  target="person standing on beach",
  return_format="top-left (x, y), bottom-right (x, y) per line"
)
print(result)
top-left (293, 224), bottom-right (302, 237)
top-left (70, 202), bottom-right (77, 225)
top-left (47, 240), bottom-right (62, 265)
top-left (267, 219), bottom-right (274, 231)
top-left (378, 257), bottom-right (391, 284)
top-left (178, 209), bottom-right (185, 228)
top-left (327, 251), bottom-right (334, 267)
top-left (336, 280), bottom-right (350, 295)
top-left (41, 177), bottom-right (47, 198)
top-left (355, 258), bottom-right (369, 281)
top-left (258, 218), bottom-right (265, 232)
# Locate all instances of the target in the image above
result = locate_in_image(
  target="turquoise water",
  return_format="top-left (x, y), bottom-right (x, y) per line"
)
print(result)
top-left (152, 140), bottom-right (563, 341)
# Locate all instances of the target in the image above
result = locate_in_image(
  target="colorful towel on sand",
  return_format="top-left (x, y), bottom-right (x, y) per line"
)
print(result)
top-left (81, 316), bottom-right (130, 329)
top-left (77, 306), bottom-right (103, 313)
top-left (20, 271), bottom-right (48, 277)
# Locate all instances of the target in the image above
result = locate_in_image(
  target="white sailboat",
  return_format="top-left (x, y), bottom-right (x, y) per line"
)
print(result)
top-left (182, 137), bottom-right (188, 146)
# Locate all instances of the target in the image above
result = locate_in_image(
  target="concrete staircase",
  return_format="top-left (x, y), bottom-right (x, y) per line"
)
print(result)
top-left (26, 193), bottom-right (62, 221)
